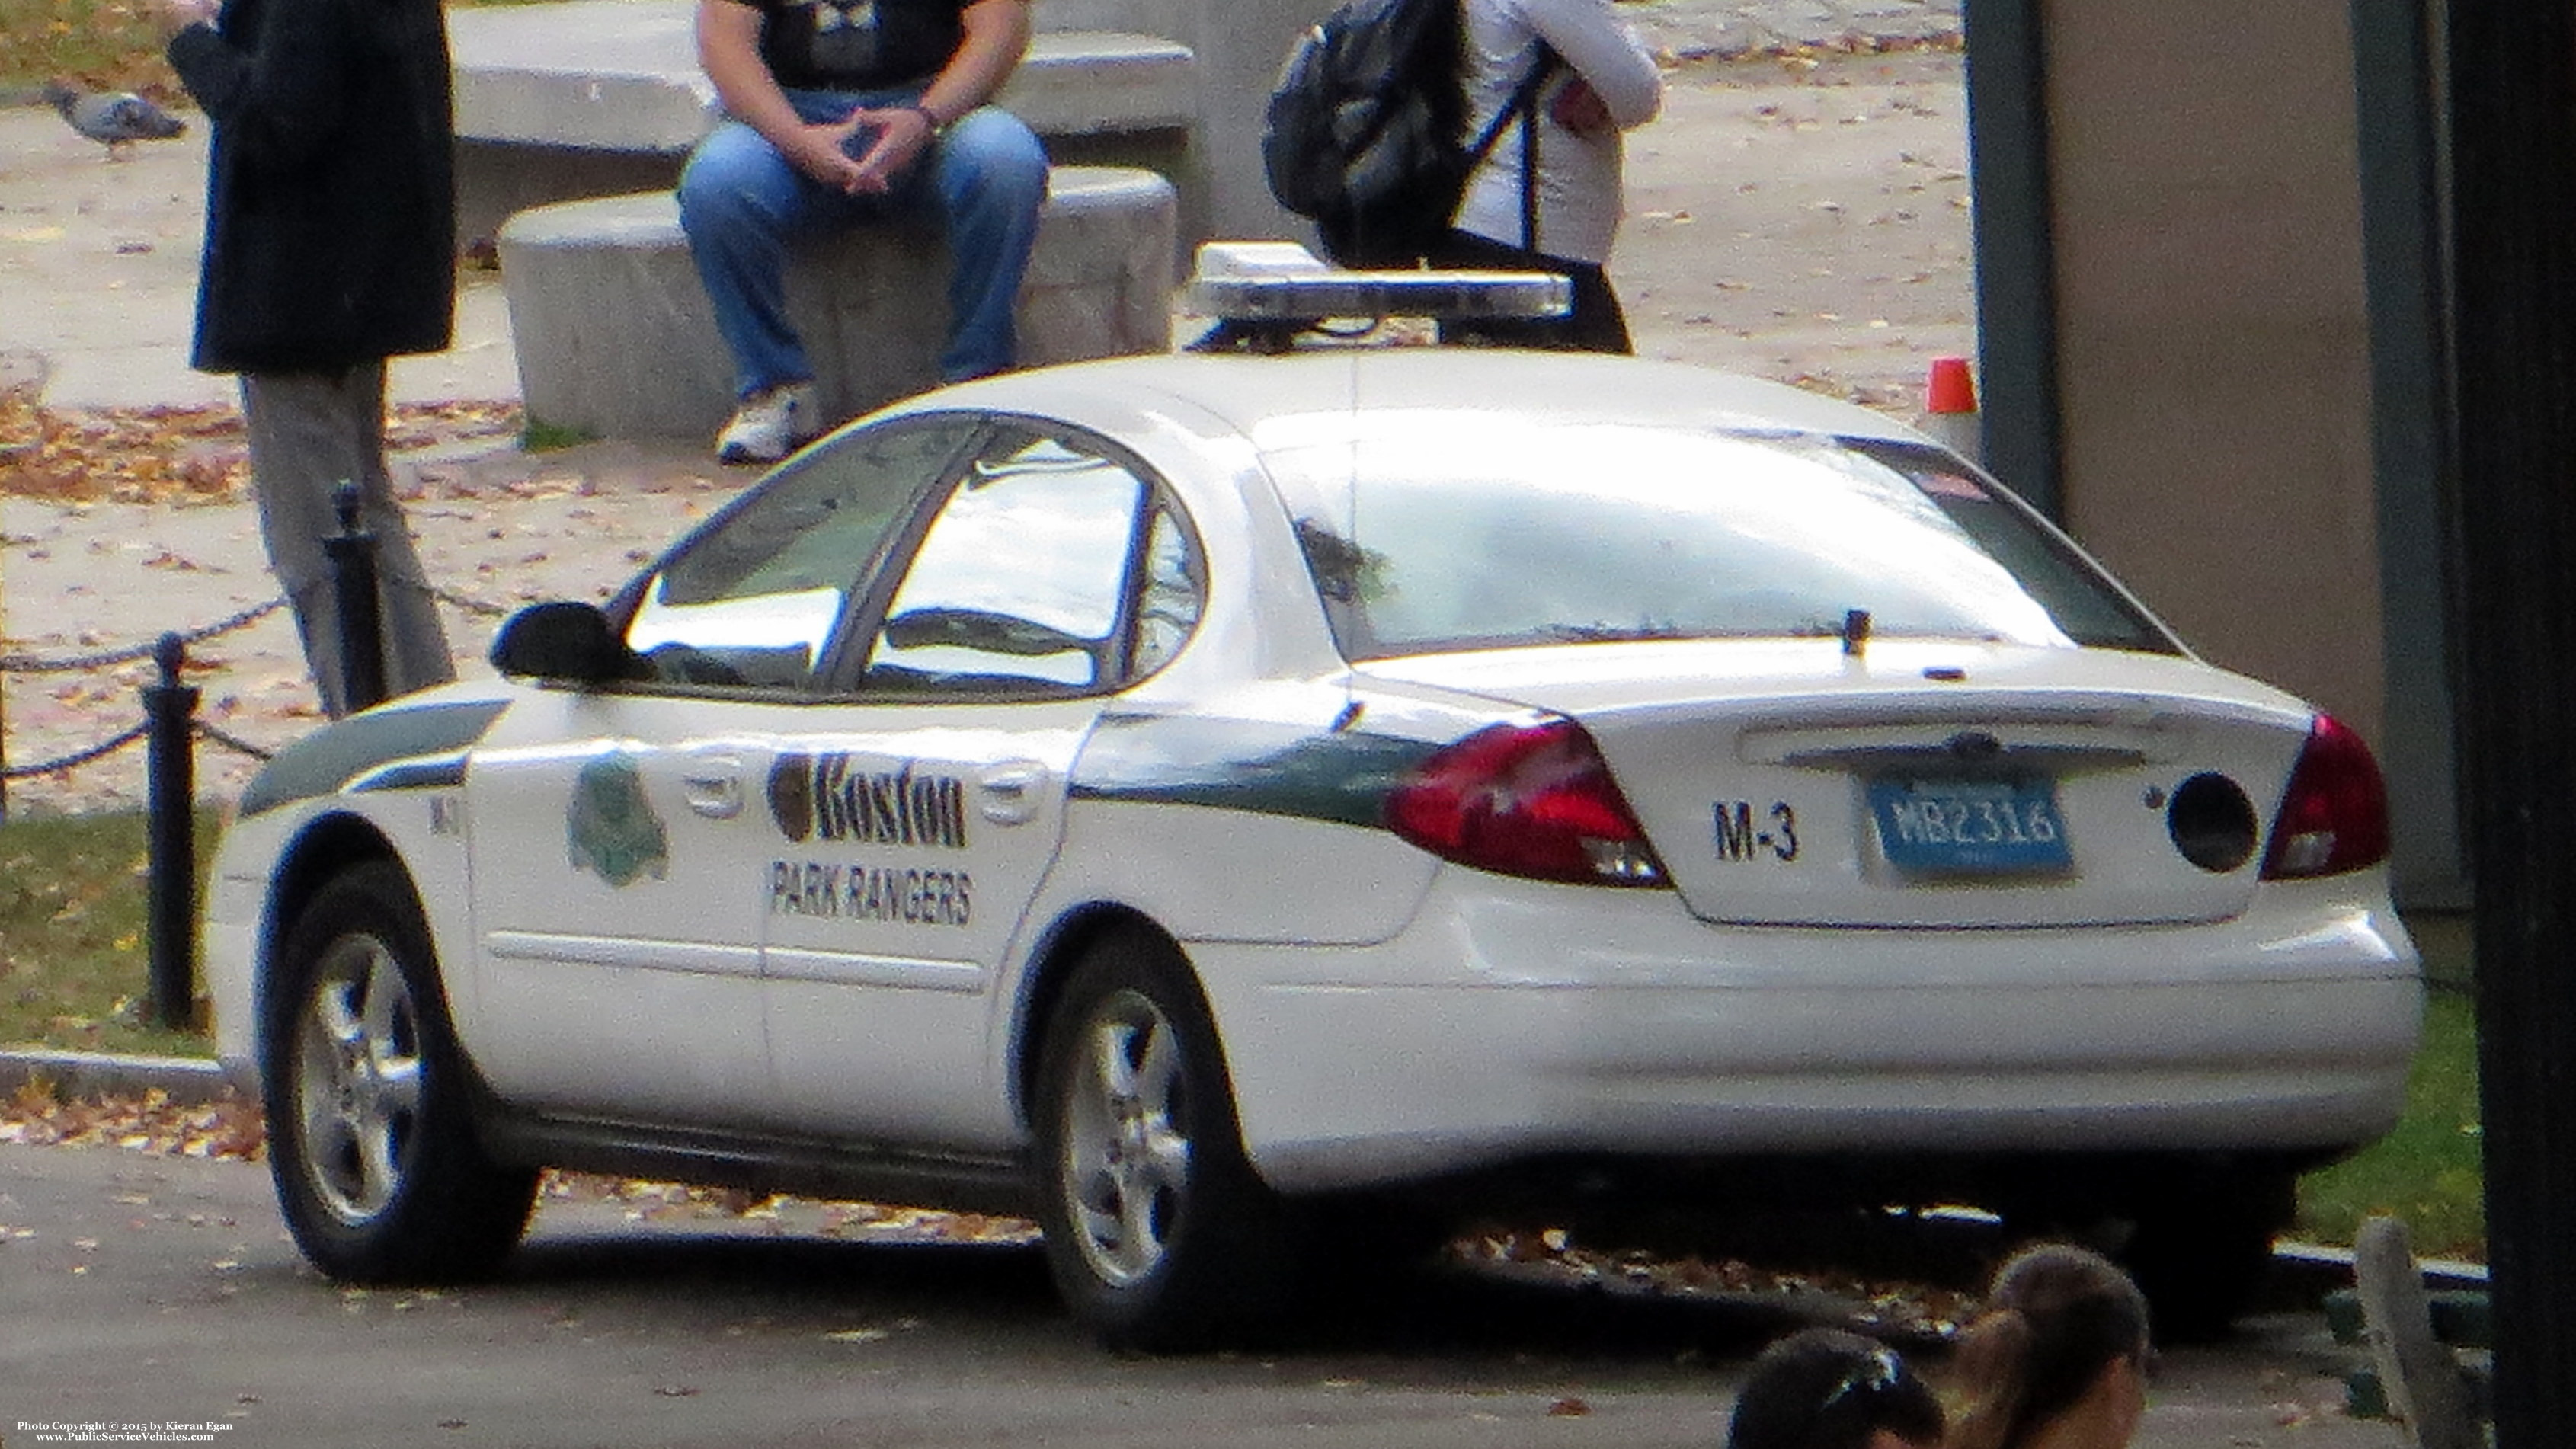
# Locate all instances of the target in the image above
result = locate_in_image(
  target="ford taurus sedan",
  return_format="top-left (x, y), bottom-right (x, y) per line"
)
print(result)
top-left (200, 266), bottom-right (2421, 1348)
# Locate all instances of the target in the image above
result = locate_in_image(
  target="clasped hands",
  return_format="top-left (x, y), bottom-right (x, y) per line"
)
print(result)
top-left (786, 104), bottom-right (939, 196)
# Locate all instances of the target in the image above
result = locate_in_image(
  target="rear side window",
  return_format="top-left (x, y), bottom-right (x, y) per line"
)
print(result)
top-left (1267, 421), bottom-right (2174, 661)
top-left (860, 427), bottom-right (1205, 696)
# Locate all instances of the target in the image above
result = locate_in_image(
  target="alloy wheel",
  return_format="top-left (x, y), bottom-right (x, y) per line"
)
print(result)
top-left (1058, 988), bottom-right (1194, 1287)
top-left (293, 935), bottom-right (425, 1225)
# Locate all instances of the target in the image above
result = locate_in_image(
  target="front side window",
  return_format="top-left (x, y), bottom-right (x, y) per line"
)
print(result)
top-left (862, 427), bottom-right (1203, 696)
top-left (625, 417), bottom-right (977, 689)
top-left (1266, 420), bottom-right (2174, 661)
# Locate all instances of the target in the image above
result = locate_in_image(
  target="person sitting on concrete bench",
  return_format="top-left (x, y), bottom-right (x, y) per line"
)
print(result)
top-left (680, 0), bottom-right (1048, 463)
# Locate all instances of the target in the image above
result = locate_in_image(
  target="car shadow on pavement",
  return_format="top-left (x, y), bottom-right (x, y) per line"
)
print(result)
top-left (501, 1232), bottom-right (1058, 1315)
top-left (483, 1227), bottom-right (1854, 1363)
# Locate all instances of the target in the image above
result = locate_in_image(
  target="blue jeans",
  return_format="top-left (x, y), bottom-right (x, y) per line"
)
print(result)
top-left (677, 89), bottom-right (1048, 395)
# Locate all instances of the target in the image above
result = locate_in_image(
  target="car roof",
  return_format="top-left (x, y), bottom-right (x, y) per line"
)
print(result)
top-left (880, 347), bottom-right (1931, 452)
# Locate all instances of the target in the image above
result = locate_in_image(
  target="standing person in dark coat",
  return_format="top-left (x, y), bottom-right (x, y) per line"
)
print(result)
top-left (161, 0), bottom-right (459, 718)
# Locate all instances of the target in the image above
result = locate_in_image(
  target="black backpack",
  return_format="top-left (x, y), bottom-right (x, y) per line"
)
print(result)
top-left (1262, 0), bottom-right (1555, 267)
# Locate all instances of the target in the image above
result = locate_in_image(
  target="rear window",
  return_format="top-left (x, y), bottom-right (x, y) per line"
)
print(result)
top-left (1263, 421), bottom-right (2175, 661)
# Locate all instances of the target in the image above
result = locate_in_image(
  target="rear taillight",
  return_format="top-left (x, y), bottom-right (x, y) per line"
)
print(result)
top-left (2260, 713), bottom-right (2391, 879)
top-left (1386, 720), bottom-right (1667, 886)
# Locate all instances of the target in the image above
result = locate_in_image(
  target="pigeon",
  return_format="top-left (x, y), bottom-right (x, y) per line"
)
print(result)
top-left (43, 82), bottom-right (187, 161)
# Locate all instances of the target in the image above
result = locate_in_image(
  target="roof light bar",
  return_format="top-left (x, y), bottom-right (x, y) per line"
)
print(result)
top-left (1185, 242), bottom-right (1572, 327)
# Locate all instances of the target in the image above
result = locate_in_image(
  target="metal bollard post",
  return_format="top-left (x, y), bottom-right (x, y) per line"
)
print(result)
top-left (142, 631), bottom-right (199, 1032)
top-left (324, 478), bottom-right (386, 714)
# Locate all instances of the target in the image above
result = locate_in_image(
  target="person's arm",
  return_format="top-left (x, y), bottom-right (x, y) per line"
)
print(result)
top-left (1524, 0), bottom-right (1662, 135)
top-left (162, 0), bottom-right (371, 169)
top-left (697, 0), bottom-right (869, 191)
top-left (843, 0), bottom-right (1032, 190)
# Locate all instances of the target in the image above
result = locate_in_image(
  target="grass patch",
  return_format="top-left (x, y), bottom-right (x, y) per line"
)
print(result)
top-left (0, 806), bottom-right (220, 1057)
top-left (2296, 984), bottom-right (2485, 1261)
top-left (1, 0), bottom-right (571, 94)
top-left (521, 416), bottom-right (600, 453)
top-left (0, 0), bottom-right (178, 98)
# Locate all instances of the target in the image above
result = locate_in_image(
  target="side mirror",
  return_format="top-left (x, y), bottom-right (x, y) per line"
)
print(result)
top-left (489, 601), bottom-right (642, 686)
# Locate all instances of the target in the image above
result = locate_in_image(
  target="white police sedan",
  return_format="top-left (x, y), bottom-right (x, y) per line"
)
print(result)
top-left (200, 251), bottom-right (2421, 1348)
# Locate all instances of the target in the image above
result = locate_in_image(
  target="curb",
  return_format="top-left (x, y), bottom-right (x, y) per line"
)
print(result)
top-left (0, 1045), bottom-right (238, 1105)
top-left (2274, 1238), bottom-right (2489, 1296)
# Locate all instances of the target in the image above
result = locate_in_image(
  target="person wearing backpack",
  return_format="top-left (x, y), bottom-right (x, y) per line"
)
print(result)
top-left (1429, 0), bottom-right (1662, 353)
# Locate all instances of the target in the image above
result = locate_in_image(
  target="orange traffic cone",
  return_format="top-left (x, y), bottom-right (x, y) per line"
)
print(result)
top-left (1922, 355), bottom-right (1982, 466)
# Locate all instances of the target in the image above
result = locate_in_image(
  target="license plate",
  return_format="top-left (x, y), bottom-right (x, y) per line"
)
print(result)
top-left (1868, 776), bottom-right (2071, 875)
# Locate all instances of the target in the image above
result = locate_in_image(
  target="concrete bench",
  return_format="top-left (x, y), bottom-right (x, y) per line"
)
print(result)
top-left (447, 0), bottom-right (1203, 248)
top-left (496, 165), bottom-right (1178, 443)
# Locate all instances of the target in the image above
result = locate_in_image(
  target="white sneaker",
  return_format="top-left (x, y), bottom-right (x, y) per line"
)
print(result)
top-left (715, 382), bottom-right (821, 464)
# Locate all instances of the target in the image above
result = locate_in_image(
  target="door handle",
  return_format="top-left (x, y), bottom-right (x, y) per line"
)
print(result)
top-left (977, 761), bottom-right (1048, 826)
top-left (683, 769), bottom-right (744, 819)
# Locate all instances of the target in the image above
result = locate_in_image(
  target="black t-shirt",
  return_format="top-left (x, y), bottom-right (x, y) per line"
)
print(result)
top-left (743, 0), bottom-right (965, 91)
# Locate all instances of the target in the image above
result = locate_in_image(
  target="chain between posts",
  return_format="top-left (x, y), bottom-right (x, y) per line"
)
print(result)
top-left (0, 580), bottom-right (508, 793)
top-left (0, 504), bottom-right (520, 1027)
top-left (0, 596), bottom-right (287, 675)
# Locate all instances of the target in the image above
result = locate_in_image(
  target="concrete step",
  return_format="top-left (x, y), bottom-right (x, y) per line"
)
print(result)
top-left (496, 167), bottom-right (1178, 444)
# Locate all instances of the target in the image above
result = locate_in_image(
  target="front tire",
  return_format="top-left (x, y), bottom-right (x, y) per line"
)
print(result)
top-left (1032, 928), bottom-right (1301, 1350)
top-left (264, 861), bottom-right (537, 1283)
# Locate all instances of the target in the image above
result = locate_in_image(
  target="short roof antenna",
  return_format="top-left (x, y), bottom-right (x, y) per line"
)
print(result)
top-left (1841, 608), bottom-right (1872, 657)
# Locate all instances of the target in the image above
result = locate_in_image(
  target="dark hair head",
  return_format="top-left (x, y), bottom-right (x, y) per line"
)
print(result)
top-left (1947, 1243), bottom-right (2153, 1449)
top-left (1727, 1329), bottom-right (1946, 1449)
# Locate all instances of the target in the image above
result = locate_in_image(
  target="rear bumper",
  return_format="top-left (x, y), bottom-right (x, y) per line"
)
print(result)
top-left (1192, 872), bottom-right (2421, 1197)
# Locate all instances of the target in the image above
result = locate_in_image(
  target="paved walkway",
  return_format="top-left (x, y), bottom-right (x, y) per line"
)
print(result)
top-left (1619, 0), bottom-right (1958, 57)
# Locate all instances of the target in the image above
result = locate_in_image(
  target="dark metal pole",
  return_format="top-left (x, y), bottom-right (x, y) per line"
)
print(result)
top-left (2445, 4), bottom-right (2576, 1442)
top-left (1960, 0), bottom-right (2066, 522)
top-left (142, 631), bottom-right (198, 1032)
top-left (2350, 0), bottom-right (2469, 908)
top-left (324, 478), bottom-right (386, 714)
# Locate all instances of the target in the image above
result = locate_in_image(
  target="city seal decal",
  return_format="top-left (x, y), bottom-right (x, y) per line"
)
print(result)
top-left (567, 750), bottom-right (669, 888)
top-left (767, 750), bottom-right (968, 850)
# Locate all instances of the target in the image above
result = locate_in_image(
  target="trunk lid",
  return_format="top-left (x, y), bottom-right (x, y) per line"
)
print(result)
top-left (1359, 639), bottom-right (2317, 928)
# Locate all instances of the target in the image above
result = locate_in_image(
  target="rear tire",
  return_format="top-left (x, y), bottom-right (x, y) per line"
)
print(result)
top-left (2004, 1166), bottom-right (2294, 1343)
top-left (1032, 928), bottom-right (1302, 1350)
top-left (2118, 1169), bottom-right (2296, 1342)
top-left (264, 861), bottom-right (537, 1284)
